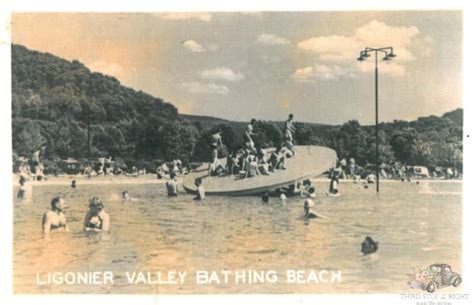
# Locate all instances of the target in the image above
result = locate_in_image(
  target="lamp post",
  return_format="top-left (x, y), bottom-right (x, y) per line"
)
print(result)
top-left (357, 47), bottom-right (396, 193)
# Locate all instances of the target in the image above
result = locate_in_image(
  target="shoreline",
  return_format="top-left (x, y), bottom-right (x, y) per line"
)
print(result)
top-left (11, 174), bottom-right (463, 187)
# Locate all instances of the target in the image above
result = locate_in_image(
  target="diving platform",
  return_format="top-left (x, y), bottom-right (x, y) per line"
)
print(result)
top-left (182, 145), bottom-right (337, 196)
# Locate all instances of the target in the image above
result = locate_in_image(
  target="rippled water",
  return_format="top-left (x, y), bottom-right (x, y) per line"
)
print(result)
top-left (13, 180), bottom-right (462, 294)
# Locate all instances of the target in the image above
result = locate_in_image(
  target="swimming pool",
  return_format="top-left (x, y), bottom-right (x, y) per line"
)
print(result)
top-left (13, 179), bottom-right (462, 294)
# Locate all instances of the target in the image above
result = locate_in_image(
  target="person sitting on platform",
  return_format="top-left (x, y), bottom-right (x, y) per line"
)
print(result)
top-left (226, 152), bottom-right (239, 176)
top-left (258, 154), bottom-right (270, 175)
top-left (247, 155), bottom-right (260, 178)
top-left (269, 147), bottom-right (286, 171)
top-left (280, 142), bottom-right (294, 159)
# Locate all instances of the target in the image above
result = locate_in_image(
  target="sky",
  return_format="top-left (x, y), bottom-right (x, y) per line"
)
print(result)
top-left (11, 11), bottom-right (463, 125)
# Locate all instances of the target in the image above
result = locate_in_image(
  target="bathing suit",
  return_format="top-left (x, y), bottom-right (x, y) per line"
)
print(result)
top-left (85, 215), bottom-right (103, 230)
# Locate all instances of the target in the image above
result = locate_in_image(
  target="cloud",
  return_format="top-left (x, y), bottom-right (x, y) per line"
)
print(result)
top-left (201, 67), bottom-right (245, 82)
top-left (160, 13), bottom-right (212, 22)
top-left (256, 33), bottom-right (290, 46)
top-left (182, 82), bottom-right (229, 95)
top-left (293, 64), bottom-right (355, 81)
top-left (208, 44), bottom-right (219, 52)
top-left (296, 20), bottom-right (422, 78)
top-left (88, 61), bottom-right (124, 77)
top-left (294, 61), bottom-right (405, 82)
top-left (357, 61), bottom-right (406, 77)
top-left (182, 40), bottom-right (206, 52)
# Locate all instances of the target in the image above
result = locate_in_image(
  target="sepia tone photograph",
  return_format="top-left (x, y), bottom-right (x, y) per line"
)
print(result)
top-left (5, 7), bottom-right (468, 301)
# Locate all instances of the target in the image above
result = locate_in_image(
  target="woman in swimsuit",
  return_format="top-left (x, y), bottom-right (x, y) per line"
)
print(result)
top-left (42, 196), bottom-right (69, 235)
top-left (84, 197), bottom-right (110, 232)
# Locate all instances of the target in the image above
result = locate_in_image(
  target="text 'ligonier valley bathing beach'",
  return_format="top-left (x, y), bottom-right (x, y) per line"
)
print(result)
top-left (36, 270), bottom-right (342, 285)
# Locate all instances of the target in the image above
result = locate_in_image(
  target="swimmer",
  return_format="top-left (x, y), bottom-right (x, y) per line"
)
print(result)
top-left (71, 180), bottom-right (77, 188)
top-left (329, 174), bottom-right (339, 195)
top-left (361, 236), bottom-right (378, 255)
top-left (121, 190), bottom-right (138, 202)
top-left (42, 196), bottom-right (69, 235)
top-left (122, 191), bottom-right (130, 201)
top-left (84, 197), bottom-right (110, 232)
top-left (366, 173), bottom-right (376, 184)
top-left (166, 172), bottom-right (179, 196)
top-left (194, 178), bottom-right (205, 201)
top-left (304, 200), bottom-right (317, 219)
top-left (17, 176), bottom-right (26, 199)
top-left (301, 185), bottom-right (317, 198)
top-left (303, 188), bottom-right (329, 219)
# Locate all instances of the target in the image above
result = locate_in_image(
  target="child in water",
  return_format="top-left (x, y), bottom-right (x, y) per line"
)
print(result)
top-left (194, 178), bottom-right (205, 200)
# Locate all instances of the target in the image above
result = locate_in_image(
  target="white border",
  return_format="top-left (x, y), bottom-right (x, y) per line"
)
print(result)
top-left (1, 1), bottom-right (472, 305)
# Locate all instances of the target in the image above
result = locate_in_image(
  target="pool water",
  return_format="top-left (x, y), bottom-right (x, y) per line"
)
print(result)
top-left (13, 180), bottom-right (462, 294)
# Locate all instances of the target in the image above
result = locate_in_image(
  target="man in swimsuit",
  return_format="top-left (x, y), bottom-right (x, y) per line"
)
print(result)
top-left (284, 113), bottom-right (296, 144)
top-left (245, 120), bottom-right (257, 153)
top-left (42, 196), bottom-right (69, 235)
top-left (84, 197), bottom-right (110, 232)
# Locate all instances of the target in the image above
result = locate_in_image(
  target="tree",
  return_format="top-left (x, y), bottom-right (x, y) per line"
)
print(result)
top-left (365, 129), bottom-right (395, 165)
top-left (253, 121), bottom-right (283, 148)
top-left (294, 123), bottom-right (314, 145)
top-left (327, 120), bottom-right (369, 164)
top-left (12, 119), bottom-right (46, 156)
top-left (159, 120), bottom-right (200, 163)
top-left (390, 128), bottom-right (419, 164)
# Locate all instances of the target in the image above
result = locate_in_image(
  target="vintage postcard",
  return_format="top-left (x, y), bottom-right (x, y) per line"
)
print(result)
top-left (1, 1), bottom-right (473, 305)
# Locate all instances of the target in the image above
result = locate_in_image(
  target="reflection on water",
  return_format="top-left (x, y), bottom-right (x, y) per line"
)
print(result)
top-left (13, 181), bottom-right (462, 294)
